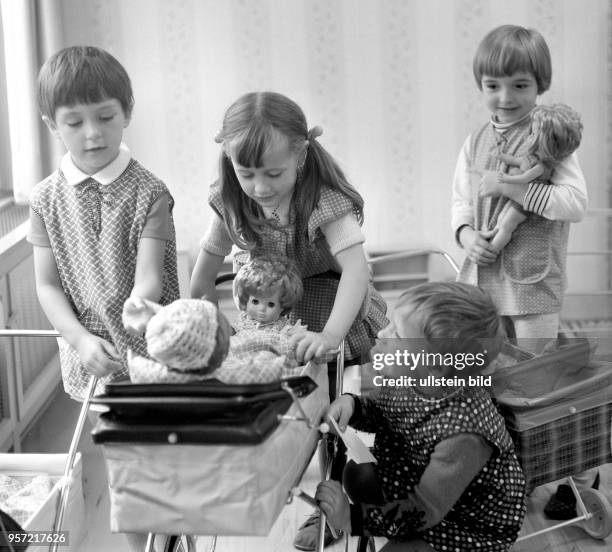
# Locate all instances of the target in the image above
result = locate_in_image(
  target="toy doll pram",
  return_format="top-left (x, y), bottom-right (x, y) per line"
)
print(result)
top-left (0, 329), bottom-right (87, 552)
top-left (491, 338), bottom-right (612, 542)
top-left (90, 359), bottom-right (335, 552)
top-left (84, 272), bottom-right (351, 552)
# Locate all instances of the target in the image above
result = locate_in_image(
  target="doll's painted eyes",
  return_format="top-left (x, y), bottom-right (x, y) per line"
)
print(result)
top-left (249, 298), bottom-right (277, 308)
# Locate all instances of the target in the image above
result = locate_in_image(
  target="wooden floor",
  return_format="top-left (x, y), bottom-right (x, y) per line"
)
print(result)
top-left (19, 379), bottom-right (612, 552)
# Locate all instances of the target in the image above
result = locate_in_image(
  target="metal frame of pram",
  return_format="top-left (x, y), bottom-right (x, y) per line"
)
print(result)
top-left (1, 265), bottom-right (355, 552)
top-left (0, 328), bottom-right (342, 552)
top-left (135, 348), bottom-right (346, 552)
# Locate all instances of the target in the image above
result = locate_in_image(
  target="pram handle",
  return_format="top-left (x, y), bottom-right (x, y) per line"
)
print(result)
top-left (51, 375), bottom-right (98, 552)
top-left (367, 248), bottom-right (460, 275)
top-left (0, 329), bottom-right (60, 337)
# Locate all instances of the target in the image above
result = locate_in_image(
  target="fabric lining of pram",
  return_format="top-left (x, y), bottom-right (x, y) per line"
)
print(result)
top-left (100, 361), bottom-right (329, 536)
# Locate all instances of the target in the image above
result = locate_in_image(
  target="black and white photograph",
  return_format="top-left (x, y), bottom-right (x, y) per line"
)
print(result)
top-left (0, 1), bottom-right (610, 551)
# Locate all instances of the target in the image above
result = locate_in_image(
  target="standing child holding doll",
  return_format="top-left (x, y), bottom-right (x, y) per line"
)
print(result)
top-left (29, 46), bottom-right (179, 398)
top-left (190, 91), bottom-right (387, 548)
top-left (451, 25), bottom-right (587, 347)
top-left (316, 282), bottom-right (526, 552)
top-left (451, 24), bottom-right (594, 520)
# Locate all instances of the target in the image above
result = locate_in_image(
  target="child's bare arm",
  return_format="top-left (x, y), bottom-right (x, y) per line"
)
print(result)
top-left (291, 244), bottom-right (369, 363)
top-left (497, 163), bottom-right (546, 186)
top-left (190, 249), bottom-right (225, 303)
top-left (131, 237), bottom-right (166, 300)
top-left (33, 246), bottom-right (121, 376)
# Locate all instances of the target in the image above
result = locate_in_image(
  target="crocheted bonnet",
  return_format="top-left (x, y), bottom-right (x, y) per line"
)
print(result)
top-left (145, 298), bottom-right (228, 372)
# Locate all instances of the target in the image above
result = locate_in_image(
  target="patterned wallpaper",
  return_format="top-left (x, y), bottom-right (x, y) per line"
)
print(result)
top-left (55, 0), bottom-right (611, 291)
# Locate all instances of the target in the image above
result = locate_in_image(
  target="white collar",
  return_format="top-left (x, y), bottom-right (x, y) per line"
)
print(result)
top-left (61, 143), bottom-right (131, 186)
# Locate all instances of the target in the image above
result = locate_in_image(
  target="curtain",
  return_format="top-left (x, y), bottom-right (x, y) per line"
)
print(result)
top-left (0, 0), bottom-right (63, 204)
top-left (50, 0), bottom-right (611, 269)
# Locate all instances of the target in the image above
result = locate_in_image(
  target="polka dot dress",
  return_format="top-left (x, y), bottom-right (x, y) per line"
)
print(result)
top-left (457, 118), bottom-right (569, 316)
top-left (29, 160), bottom-right (180, 399)
top-left (360, 386), bottom-right (526, 550)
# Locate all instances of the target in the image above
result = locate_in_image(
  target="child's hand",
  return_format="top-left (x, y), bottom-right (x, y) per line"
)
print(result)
top-left (315, 480), bottom-right (351, 533)
top-left (122, 296), bottom-right (160, 336)
top-left (76, 334), bottom-right (122, 377)
top-left (290, 330), bottom-right (340, 363)
top-left (462, 227), bottom-right (500, 266)
top-left (479, 170), bottom-right (503, 197)
top-left (326, 394), bottom-right (355, 433)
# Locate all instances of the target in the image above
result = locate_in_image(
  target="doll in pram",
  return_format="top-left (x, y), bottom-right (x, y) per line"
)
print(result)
top-left (90, 258), bottom-right (341, 552)
top-left (122, 253), bottom-right (308, 386)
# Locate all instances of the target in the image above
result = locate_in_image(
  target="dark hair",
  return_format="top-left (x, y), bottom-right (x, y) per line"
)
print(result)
top-left (37, 46), bottom-right (134, 119)
top-left (473, 25), bottom-right (552, 93)
top-left (233, 253), bottom-right (303, 316)
top-left (396, 282), bottom-right (505, 369)
top-left (216, 91), bottom-right (363, 249)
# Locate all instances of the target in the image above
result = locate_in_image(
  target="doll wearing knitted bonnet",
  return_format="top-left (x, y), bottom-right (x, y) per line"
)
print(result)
top-left (489, 103), bottom-right (583, 251)
top-left (125, 298), bottom-right (232, 383)
top-left (124, 298), bottom-right (289, 384)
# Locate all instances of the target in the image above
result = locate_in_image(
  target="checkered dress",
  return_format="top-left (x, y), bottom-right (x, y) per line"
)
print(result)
top-left (354, 386), bottom-right (526, 549)
top-left (209, 183), bottom-right (388, 361)
top-left (458, 118), bottom-right (570, 315)
top-left (29, 160), bottom-right (180, 399)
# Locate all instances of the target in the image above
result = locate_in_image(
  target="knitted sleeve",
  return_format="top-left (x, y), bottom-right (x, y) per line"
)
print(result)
top-left (320, 212), bottom-right (365, 255)
top-left (307, 187), bottom-right (361, 243)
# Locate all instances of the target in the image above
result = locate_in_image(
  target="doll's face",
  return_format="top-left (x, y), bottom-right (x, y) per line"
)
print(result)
top-left (245, 290), bottom-right (283, 324)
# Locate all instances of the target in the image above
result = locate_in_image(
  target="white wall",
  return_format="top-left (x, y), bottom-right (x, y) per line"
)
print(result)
top-left (53, 0), bottom-right (611, 291)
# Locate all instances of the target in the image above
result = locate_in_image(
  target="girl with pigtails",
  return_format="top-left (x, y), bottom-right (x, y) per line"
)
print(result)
top-left (190, 91), bottom-right (387, 548)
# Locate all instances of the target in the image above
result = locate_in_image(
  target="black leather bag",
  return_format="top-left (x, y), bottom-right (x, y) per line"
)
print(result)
top-left (90, 376), bottom-right (317, 445)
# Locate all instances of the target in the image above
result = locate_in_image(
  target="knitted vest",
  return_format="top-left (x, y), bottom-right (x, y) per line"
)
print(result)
top-left (459, 120), bottom-right (569, 314)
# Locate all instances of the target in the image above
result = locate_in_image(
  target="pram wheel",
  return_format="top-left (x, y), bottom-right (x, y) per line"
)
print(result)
top-left (579, 488), bottom-right (612, 539)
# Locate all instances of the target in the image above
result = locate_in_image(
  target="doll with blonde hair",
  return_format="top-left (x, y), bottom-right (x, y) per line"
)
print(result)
top-left (232, 253), bottom-right (304, 331)
top-left (215, 254), bottom-right (308, 383)
top-left (489, 103), bottom-right (583, 251)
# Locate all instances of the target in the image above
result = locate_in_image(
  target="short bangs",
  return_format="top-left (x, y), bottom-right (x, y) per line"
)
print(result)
top-left (473, 26), bottom-right (551, 93)
top-left (229, 124), bottom-right (288, 168)
top-left (38, 47), bottom-right (133, 119)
